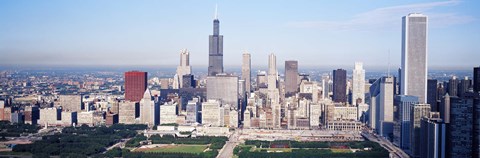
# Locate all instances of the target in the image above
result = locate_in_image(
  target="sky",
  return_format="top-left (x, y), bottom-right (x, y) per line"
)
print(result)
top-left (0, 0), bottom-right (479, 70)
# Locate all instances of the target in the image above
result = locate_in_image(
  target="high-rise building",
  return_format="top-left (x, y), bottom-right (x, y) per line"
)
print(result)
top-left (160, 102), bottom-right (177, 124)
top-left (208, 6), bottom-right (224, 76)
top-left (186, 99), bottom-right (200, 124)
top-left (458, 76), bottom-right (472, 98)
top-left (242, 52), bottom-right (251, 96)
top-left (333, 69), bottom-right (347, 103)
top-left (202, 99), bottom-right (222, 127)
top-left (394, 95), bottom-right (418, 151)
top-left (410, 104), bottom-right (431, 158)
top-left (420, 115), bottom-right (446, 158)
top-left (176, 49), bottom-right (192, 88)
top-left (352, 62), bottom-right (366, 105)
top-left (448, 76), bottom-right (459, 97)
top-left (118, 100), bottom-right (136, 124)
top-left (57, 95), bottom-right (83, 112)
top-left (369, 76), bottom-right (394, 138)
top-left (285, 60), bottom-right (298, 97)
top-left (427, 79), bottom-right (438, 111)
top-left (474, 66), bottom-right (480, 93)
top-left (139, 89), bottom-right (155, 126)
top-left (268, 53), bottom-right (277, 91)
top-left (448, 96), bottom-right (474, 158)
top-left (125, 71), bottom-right (147, 102)
top-left (182, 74), bottom-right (195, 88)
top-left (401, 13), bottom-right (428, 103)
top-left (207, 74), bottom-right (239, 107)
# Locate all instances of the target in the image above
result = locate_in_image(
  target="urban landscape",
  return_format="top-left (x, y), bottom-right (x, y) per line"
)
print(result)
top-left (0, 1), bottom-right (479, 158)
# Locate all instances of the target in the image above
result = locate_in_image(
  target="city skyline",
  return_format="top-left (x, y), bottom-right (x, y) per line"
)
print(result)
top-left (1, 0), bottom-right (479, 68)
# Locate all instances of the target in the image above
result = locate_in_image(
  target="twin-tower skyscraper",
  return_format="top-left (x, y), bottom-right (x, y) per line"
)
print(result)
top-left (208, 5), bottom-right (224, 76)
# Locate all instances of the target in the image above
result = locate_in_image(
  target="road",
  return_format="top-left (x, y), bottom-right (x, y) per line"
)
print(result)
top-left (217, 130), bottom-right (240, 158)
top-left (361, 131), bottom-right (410, 158)
top-left (103, 138), bottom-right (130, 154)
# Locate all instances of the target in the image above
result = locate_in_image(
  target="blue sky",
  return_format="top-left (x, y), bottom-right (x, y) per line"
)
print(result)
top-left (0, 0), bottom-right (479, 69)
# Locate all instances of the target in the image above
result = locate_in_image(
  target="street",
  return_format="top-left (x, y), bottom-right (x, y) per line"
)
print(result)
top-left (216, 130), bottom-right (240, 158)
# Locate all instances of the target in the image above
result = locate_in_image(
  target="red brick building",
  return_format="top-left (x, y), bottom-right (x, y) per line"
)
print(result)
top-left (124, 71), bottom-right (147, 102)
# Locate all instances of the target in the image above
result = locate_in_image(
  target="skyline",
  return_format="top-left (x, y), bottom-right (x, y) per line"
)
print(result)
top-left (1, 0), bottom-right (479, 68)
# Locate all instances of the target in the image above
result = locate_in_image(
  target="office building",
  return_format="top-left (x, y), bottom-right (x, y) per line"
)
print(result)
top-left (458, 76), bottom-right (472, 98)
top-left (58, 95), bottom-right (83, 112)
top-left (140, 89), bottom-right (155, 126)
top-left (208, 7), bottom-right (224, 76)
top-left (207, 74), bottom-right (239, 107)
top-left (448, 96), bottom-right (474, 157)
top-left (202, 100), bottom-right (222, 126)
top-left (401, 13), bottom-right (428, 103)
top-left (268, 53), bottom-right (277, 91)
top-left (427, 79), bottom-right (438, 111)
top-left (186, 100), bottom-right (200, 124)
top-left (176, 49), bottom-right (192, 88)
top-left (242, 52), bottom-right (251, 96)
top-left (369, 76), bottom-right (394, 138)
top-left (285, 60), bottom-right (298, 97)
top-left (182, 74), bottom-right (195, 88)
top-left (352, 62), bottom-right (366, 105)
top-left (448, 76), bottom-right (459, 97)
top-left (394, 95), bottom-right (418, 151)
top-left (125, 71), bottom-right (147, 102)
top-left (118, 100), bottom-right (136, 124)
top-left (474, 66), bottom-right (480, 93)
top-left (420, 115), bottom-right (446, 158)
top-left (160, 102), bottom-right (177, 124)
top-left (333, 69), bottom-right (347, 103)
top-left (410, 104), bottom-right (431, 158)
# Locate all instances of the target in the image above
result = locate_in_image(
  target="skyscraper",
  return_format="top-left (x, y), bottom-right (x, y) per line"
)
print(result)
top-left (333, 69), bottom-right (347, 103)
top-left (124, 71), bottom-right (147, 102)
top-left (474, 66), bottom-right (480, 93)
top-left (427, 79), bottom-right (438, 111)
top-left (268, 53), bottom-right (277, 91)
top-left (401, 13), bottom-right (428, 103)
top-left (352, 62), bottom-right (365, 105)
top-left (139, 89), bottom-right (154, 126)
top-left (410, 103), bottom-right (431, 158)
top-left (394, 95), bottom-right (419, 151)
top-left (374, 76), bottom-right (394, 138)
top-left (448, 76), bottom-right (459, 97)
top-left (208, 6), bottom-right (224, 76)
top-left (242, 52), bottom-right (251, 96)
top-left (285, 60), bottom-right (298, 97)
top-left (176, 49), bottom-right (192, 88)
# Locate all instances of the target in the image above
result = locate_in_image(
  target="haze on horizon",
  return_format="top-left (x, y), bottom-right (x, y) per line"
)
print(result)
top-left (0, 0), bottom-right (479, 69)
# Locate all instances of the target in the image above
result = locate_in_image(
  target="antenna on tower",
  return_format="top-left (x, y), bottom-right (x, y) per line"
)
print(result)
top-left (387, 49), bottom-right (391, 77)
top-left (214, 4), bottom-right (218, 19)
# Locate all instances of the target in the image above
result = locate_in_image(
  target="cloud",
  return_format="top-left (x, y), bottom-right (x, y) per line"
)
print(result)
top-left (288, 0), bottom-right (475, 31)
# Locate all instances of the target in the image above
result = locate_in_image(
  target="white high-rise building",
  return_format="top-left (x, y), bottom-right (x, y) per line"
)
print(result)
top-left (176, 49), bottom-right (192, 88)
top-left (202, 100), bottom-right (222, 127)
top-left (401, 13), bottom-right (428, 103)
top-left (160, 102), bottom-right (177, 124)
top-left (268, 53), bottom-right (277, 91)
top-left (352, 62), bottom-right (365, 105)
top-left (140, 88), bottom-right (155, 126)
top-left (369, 76), bottom-right (394, 137)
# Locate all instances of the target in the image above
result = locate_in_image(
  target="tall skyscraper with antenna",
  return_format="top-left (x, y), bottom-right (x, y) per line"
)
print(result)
top-left (208, 5), bottom-right (224, 76)
top-left (401, 13), bottom-right (428, 103)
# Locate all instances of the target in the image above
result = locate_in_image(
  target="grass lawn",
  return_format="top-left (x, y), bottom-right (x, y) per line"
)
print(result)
top-left (331, 148), bottom-right (352, 153)
top-left (256, 148), bottom-right (292, 153)
top-left (142, 145), bottom-right (208, 154)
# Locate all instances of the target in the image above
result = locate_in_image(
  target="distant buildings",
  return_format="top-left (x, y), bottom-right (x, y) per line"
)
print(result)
top-left (57, 95), bottom-right (83, 112)
top-left (401, 13), bottom-right (428, 103)
top-left (333, 69), bottom-right (347, 103)
top-left (124, 71), bottom-right (147, 102)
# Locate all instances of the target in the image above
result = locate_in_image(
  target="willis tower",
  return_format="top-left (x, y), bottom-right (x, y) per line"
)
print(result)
top-left (208, 6), bottom-right (224, 76)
